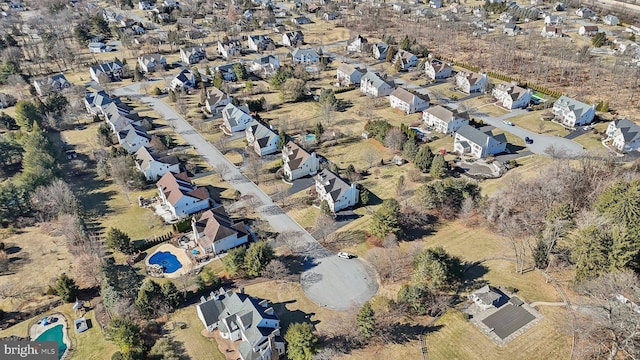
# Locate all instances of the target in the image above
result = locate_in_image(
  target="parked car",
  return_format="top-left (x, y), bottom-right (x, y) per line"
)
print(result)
top-left (503, 121), bottom-right (514, 126)
top-left (337, 252), bottom-right (354, 259)
top-left (525, 137), bottom-right (533, 144)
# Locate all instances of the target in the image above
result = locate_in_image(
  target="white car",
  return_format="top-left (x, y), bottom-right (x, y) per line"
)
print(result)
top-left (503, 121), bottom-right (514, 126)
top-left (337, 252), bottom-right (353, 259)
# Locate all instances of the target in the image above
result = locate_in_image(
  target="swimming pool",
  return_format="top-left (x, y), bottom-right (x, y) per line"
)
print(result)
top-left (35, 324), bottom-right (67, 360)
top-left (304, 134), bottom-right (316, 142)
top-left (148, 251), bottom-right (183, 273)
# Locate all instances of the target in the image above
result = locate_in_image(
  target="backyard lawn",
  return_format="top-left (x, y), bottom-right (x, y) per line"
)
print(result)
top-left (167, 306), bottom-right (226, 360)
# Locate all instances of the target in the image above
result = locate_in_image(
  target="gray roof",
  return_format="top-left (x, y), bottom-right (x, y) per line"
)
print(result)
top-left (473, 285), bottom-right (503, 305)
top-left (291, 47), bottom-right (319, 59)
top-left (222, 103), bottom-right (252, 128)
top-left (554, 95), bottom-right (592, 119)
top-left (247, 121), bottom-right (278, 149)
top-left (253, 54), bottom-right (279, 66)
top-left (337, 63), bottom-right (365, 77)
top-left (613, 119), bottom-right (640, 142)
top-left (361, 72), bottom-right (394, 90)
top-left (425, 105), bottom-right (468, 122)
top-left (135, 146), bottom-right (179, 171)
top-left (390, 87), bottom-right (429, 104)
top-left (90, 60), bottom-right (123, 75)
top-left (174, 69), bottom-right (195, 84)
top-left (482, 304), bottom-right (536, 340)
top-left (316, 168), bottom-right (353, 202)
top-left (85, 90), bottom-right (121, 109)
top-left (456, 124), bottom-right (504, 146)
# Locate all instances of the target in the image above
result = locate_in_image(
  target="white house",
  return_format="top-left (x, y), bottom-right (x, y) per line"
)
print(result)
top-left (139, 1), bottom-right (154, 10)
top-left (552, 95), bottom-right (596, 128)
top-left (346, 34), bottom-right (368, 53)
top-left (393, 49), bottom-right (418, 71)
top-left (282, 141), bottom-right (319, 180)
top-left (503, 24), bottom-right (524, 36)
top-left (247, 35), bottom-right (274, 52)
top-left (84, 90), bottom-right (120, 115)
top-left (90, 61), bottom-right (123, 84)
top-left (191, 208), bottom-right (249, 255)
top-left (196, 289), bottom-right (285, 360)
top-left (389, 87), bottom-right (430, 114)
top-left (544, 14), bottom-right (563, 25)
top-left (292, 16), bottom-right (311, 25)
top-left (88, 42), bottom-right (112, 53)
top-left (135, 146), bottom-right (181, 181)
top-left (603, 14), bottom-right (619, 26)
top-left (372, 42), bottom-right (389, 60)
top-left (336, 63), bottom-right (366, 86)
top-left (214, 63), bottom-right (239, 82)
top-left (578, 25), bottom-right (599, 36)
top-left (246, 121), bottom-right (279, 156)
top-left (425, 59), bottom-right (452, 80)
top-left (118, 124), bottom-right (151, 154)
top-left (454, 124), bottom-right (507, 158)
top-left (541, 25), bottom-right (563, 38)
top-left (282, 31), bottom-right (304, 47)
top-left (423, 105), bottom-right (469, 134)
top-left (156, 171), bottom-right (212, 220)
top-left (606, 119), bottom-right (640, 152)
top-left (469, 285), bottom-right (506, 310)
top-left (455, 71), bottom-right (487, 94)
top-left (217, 40), bottom-right (242, 59)
top-left (180, 46), bottom-right (206, 64)
top-left (205, 87), bottom-right (232, 114)
top-left (492, 83), bottom-right (532, 109)
top-left (290, 48), bottom-right (320, 64)
top-left (103, 102), bottom-right (140, 133)
top-left (33, 74), bottom-right (71, 97)
top-left (316, 169), bottom-right (359, 212)
top-left (576, 7), bottom-right (595, 18)
top-left (137, 54), bottom-right (166, 72)
top-left (250, 55), bottom-right (280, 76)
top-left (170, 69), bottom-right (196, 91)
top-left (222, 103), bottom-right (254, 132)
top-left (429, 0), bottom-right (443, 8)
top-left (360, 72), bottom-right (394, 97)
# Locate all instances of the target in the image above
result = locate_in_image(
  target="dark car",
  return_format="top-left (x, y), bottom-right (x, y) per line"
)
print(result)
top-left (525, 137), bottom-right (533, 144)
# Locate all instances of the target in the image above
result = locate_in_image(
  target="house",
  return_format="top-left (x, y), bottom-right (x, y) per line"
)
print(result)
top-left (389, 87), bottom-right (430, 114)
top-left (88, 42), bottom-right (112, 53)
top-left (336, 63), bottom-right (366, 86)
top-left (541, 26), bottom-right (563, 38)
top-left (603, 14), bottom-right (619, 26)
top-left (372, 42), bottom-right (389, 60)
top-left (576, 7), bottom-right (595, 18)
top-left (33, 74), bottom-right (71, 97)
top-left (90, 61), bottom-right (123, 84)
top-left (217, 40), bottom-right (242, 59)
top-left (195, 289), bottom-right (285, 360)
top-left (191, 208), bottom-right (249, 254)
top-left (469, 285), bottom-right (506, 310)
top-left (544, 14), bottom-right (563, 25)
top-left (250, 55), bottom-right (281, 76)
top-left (248, 35), bottom-right (275, 52)
top-left (606, 119), bottom-right (640, 152)
top-left (360, 72), bottom-right (395, 97)
top-left (578, 25), bottom-right (599, 36)
top-left (552, 95), bottom-right (596, 128)
top-left (246, 121), bottom-right (279, 156)
top-left (118, 124), bottom-right (151, 153)
top-left (282, 31), bottom-right (304, 47)
top-left (315, 169), bottom-right (359, 212)
top-left (135, 146), bottom-right (180, 181)
top-left (346, 34), bottom-right (368, 52)
top-left (131, 25), bottom-right (145, 35)
top-left (450, 3), bottom-right (464, 13)
top-left (492, 83), bottom-right (532, 109)
top-left (503, 24), bottom-right (524, 36)
top-left (139, 1), bottom-right (154, 10)
top-left (215, 63), bottom-right (240, 82)
top-left (84, 90), bottom-right (120, 115)
top-left (205, 87), bottom-right (232, 114)
top-left (455, 71), bottom-right (488, 94)
top-left (164, 0), bottom-right (180, 7)
top-left (553, 2), bottom-right (566, 11)
top-left (170, 69), bottom-right (196, 90)
top-left (499, 12), bottom-right (515, 24)
top-left (290, 48), bottom-right (320, 64)
top-left (393, 49), bottom-right (418, 71)
top-left (423, 105), bottom-right (469, 134)
top-left (429, 0), bottom-right (443, 8)
top-left (282, 141), bottom-right (319, 180)
top-left (292, 16), bottom-right (311, 25)
top-left (103, 102), bottom-right (140, 133)
top-left (156, 171), bottom-right (211, 219)
top-left (180, 46), bottom-right (206, 64)
top-left (425, 59), bottom-right (452, 80)
top-left (137, 54), bottom-right (166, 73)
top-left (222, 103), bottom-right (254, 132)
top-left (323, 12), bottom-right (339, 21)
top-left (454, 124), bottom-right (507, 158)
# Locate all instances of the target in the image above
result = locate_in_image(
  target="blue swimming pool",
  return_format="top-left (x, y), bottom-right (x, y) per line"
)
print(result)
top-left (148, 251), bottom-right (183, 273)
top-left (35, 324), bottom-right (67, 360)
top-left (304, 134), bottom-right (316, 142)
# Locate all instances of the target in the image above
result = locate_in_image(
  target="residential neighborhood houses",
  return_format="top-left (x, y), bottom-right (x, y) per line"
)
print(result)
top-left (454, 124), bottom-right (507, 158)
top-left (137, 53), bottom-right (167, 72)
top-left (90, 61), bottom-right (123, 84)
top-left (455, 71), bottom-right (488, 94)
top-left (606, 119), bottom-right (640, 153)
top-left (423, 105), bottom-right (470, 134)
top-left (336, 63), bottom-right (366, 86)
top-left (156, 171), bottom-right (213, 220)
top-left (315, 168), bottom-right (360, 212)
top-left (191, 208), bottom-right (250, 255)
top-left (360, 71), bottom-right (395, 97)
top-left (552, 95), bottom-right (596, 128)
top-left (425, 59), bottom-right (452, 81)
top-left (33, 74), bottom-right (71, 97)
top-left (389, 87), bottom-right (430, 114)
top-left (492, 83), bottom-right (532, 110)
top-left (282, 141), bottom-right (319, 181)
top-left (245, 120), bottom-right (279, 156)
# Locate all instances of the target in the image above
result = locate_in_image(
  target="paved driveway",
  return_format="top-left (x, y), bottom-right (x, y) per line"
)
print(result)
top-left (114, 82), bottom-right (378, 310)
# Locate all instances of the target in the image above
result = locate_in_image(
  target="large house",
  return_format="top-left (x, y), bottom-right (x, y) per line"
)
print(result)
top-left (135, 146), bottom-right (180, 181)
top-left (103, 102), bottom-right (140, 133)
top-left (246, 121), bottom-right (279, 156)
top-left (222, 103), bottom-right (254, 132)
top-left (389, 87), bottom-right (430, 114)
top-left (84, 90), bottom-right (120, 115)
top-left (290, 48), bottom-right (320, 64)
top-left (156, 171), bottom-right (212, 220)
top-left (456, 71), bottom-right (487, 94)
top-left (425, 59), bottom-right (452, 80)
top-left (248, 35), bottom-right (275, 52)
top-left (606, 119), bottom-right (640, 152)
top-left (315, 169), bottom-right (359, 212)
top-left (170, 69), bottom-right (196, 90)
top-left (191, 208), bottom-right (249, 255)
top-left (552, 96), bottom-right (596, 128)
top-left (205, 87), bottom-right (232, 114)
top-left (196, 289), bottom-right (285, 360)
top-left (336, 63), bottom-right (366, 86)
top-left (250, 55), bottom-right (280, 76)
top-left (217, 40), bottom-right (242, 59)
top-left (603, 14), bottom-right (619, 26)
top-left (282, 31), bottom-right (304, 47)
top-left (118, 124), bottom-right (151, 153)
top-left (90, 61), bottom-right (123, 84)
top-left (576, 7), bottom-right (595, 18)
top-left (33, 74), bottom-right (71, 97)
top-left (137, 54), bottom-right (166, 72)
top-left (492, 83), bottom-right (532, 109)
top-left (541, 26), bottom-right (563, 38)
top-left (372, 42), bottom-right (389, 60)
top-left (544, 14), bottom-right (563, 25)
top-left (578, 25), bottom-right (599, 36)
top-left (423, 105), bottom-right (469, 134)
top-left (360, 72), bottom-right (394, 97)
top-left (282, 141), bottom-right (319, 180)
top-left (180, 46), bottom-right (206, 64)
top-left (454, 124), bottom-right (507, 158)
top-left (215, 63), bottom-right (240, 81)
top-left (393, 49), bottom-right (418, 71)
top-left (346, 34), bottom-right (368, 53)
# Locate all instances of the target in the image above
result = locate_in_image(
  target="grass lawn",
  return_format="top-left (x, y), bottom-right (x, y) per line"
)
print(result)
top-left (429, 82), bottom-right (464, 100)
top-left (480, 154), bottom-right (552, 196)
top-left (508, 111), bottom-right (568, 137)
top-left (285, 191), bottom-right (320, 230)
top-left (167, 306), bottom-right (225, 360)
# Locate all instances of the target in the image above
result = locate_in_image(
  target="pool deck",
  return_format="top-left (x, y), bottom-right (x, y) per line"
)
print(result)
top-left (147, 244), bottom-right (193, 278)
top-left (29, 313), bottom-right (71, 358)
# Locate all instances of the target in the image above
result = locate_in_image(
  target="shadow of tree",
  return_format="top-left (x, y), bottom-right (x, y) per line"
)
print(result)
top-left (458, 262), bottom-right (490, 294)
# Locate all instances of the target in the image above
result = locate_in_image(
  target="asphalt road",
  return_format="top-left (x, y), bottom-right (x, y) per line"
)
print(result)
top-left (114, 81), bottom-right (378, 311)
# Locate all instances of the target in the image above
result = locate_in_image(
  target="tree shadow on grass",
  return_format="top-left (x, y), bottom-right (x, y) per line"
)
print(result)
top-left (457, 262), bottom-right (490, 294)
top-left (272, 299), bottom-right (320, 333)
top-left (385, 323), bottom-right (444, 344)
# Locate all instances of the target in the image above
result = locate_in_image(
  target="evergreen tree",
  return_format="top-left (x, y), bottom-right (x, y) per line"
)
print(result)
top-left (412, 247), bottom-right (463, 291)
top-left (320, 200), bottom-right (333, 217)
top-left (360, 188), bottom-right (370, 205)
top-left (14, 101), bottom-right (42, 131)
top-left (314, 122), bottom-right (324, 140)
top-left (168, 89), bottom-right (176, 103)
top-left (233, 63), bottom-right (248, 81)
top-left (191, 66), bottom-right (202, 84)
top-left (105, 228), bottom-right (133, 254)
top-left (430, 154), bottom-right (448, 179)
top-left (573, 226), bottom-right (612, 282)
top-left (223, 246), bottom-right (246, 276)
top-left (277, 129), bottom-right (287, 150)
top-left (105, 317), bottom-right (143, 359)
top-left (414, 145), bottom-right (434, 173)
top-left (133, 63), bottom-right (143, 82)
top-left (596, 180), bottom-right (640, 228)
top-left (284, 322), bottom-right (318, 360)
top-left (402, 139), bottom-right (419, 162)
top-left (357, 301), bottom-right (376, 339)
top-left (244, 241), bottom-right (275, 277)
top-left (55, 273), bottom-right (79, 302)
top-left (44, 93), bottom-right (69, 116)
top-left (19, 127), bottom-right (58, 189)
top-left (386, 46), bottom-right (397, 63)
top-left (370, 198), bottom-right (401, 238)
top-left (135, 279), bottom-right (163, 319)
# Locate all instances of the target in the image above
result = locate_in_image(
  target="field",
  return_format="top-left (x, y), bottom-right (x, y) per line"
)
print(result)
top-left (167, 306), bottom-right (226, 360)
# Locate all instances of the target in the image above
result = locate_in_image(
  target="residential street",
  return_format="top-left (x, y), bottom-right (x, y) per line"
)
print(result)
top-left (114, 82), bottom-right (379, 311)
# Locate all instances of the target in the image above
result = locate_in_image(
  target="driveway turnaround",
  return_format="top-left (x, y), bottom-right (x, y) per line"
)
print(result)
top-left (115, 82), bottom-right (378, 311)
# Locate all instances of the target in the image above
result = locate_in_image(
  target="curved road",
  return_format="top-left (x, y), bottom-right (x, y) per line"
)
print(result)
top-left (114, 81), bottom-right (378, 311)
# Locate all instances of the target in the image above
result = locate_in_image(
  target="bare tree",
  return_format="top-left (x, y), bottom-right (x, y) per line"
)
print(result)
top-left (30, 179), bottom-right (78, 222)
top-left (363, 150), bottom-right (379, 169)
top-left (384, 128), bottom-right (406, 151)
top-left (213, 163), bottom-right (230, 180)
top-left (314, 214), bottom-right (335, 242)
top-left (244, 153), bottom-right (264, 184)
top-left (262, 259), bottom-right (288, 281)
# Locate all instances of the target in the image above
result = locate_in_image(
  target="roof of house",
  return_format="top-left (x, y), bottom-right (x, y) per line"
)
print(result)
top-left (119, 123), bottom-right (151, 142)
top-left (181, 46), bottom-right (205, 57)
top-left (361, 72), bottom-right (394, 89)
top-left (33, 73), bottom-right (69, 90)
top-left (456, 124), bottom-right (506, 146)
top-left (458, 71), bottom-right (485, 86)
top-left (582, 25), bottom-right (598, 31)
top-left (543, 26), bottom-right (562, 34)
top-left (90, 61), bottom-right (123, 74)
top-left (252, 54), bottom-right (279, 67)
top-left (85, 90), bottom-right (120, 108)
top-left (350, 34), bottom-right (367, 44)
top-left (316, 168), bottom-right (353, 202)
top-left (390, 87), bottom-right (429, 104)
top-left (222, 103), bottom-right (252, 128)
top-left (396, 49), bottom-right (416, 61)
top-left (139, 53), bottom-right (165, 64)
top-left (193, 207), bottom-right (248, 249)
top-left (612, 118), bottom-right (640, 142)
top-left (247, 121), bottom-right (278, 149)
top-left (428, 59), bottom-right (450, 73)
top-left (554, 95), bottom-right (592, 118)
top-left (424, 105), bottom-right (468, 122)
top-left (283, 141), bottom-right (312, 171)
top-left (494, 83), bottom-right (529, 101)
top-left (291, 47), bottom-right (319, 59)
top-left (157, 171), bottom-right (210, 206)
top-left (206, 87), bottom-right (230, 106)
top-left (337, 63), bottom-right (365, 77)
top-left (473, 285), bottom-right (503, 305)
top-left (374, 42), bottom-right (389, 53)
top-left (173, 69), bottom-right (195, 84)
top-left (284, 31), bottom-right (304, 41)
top-left (249, 34), bottom-right (272, 43)
top-left (135, 146), bottom-right (180, 170)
